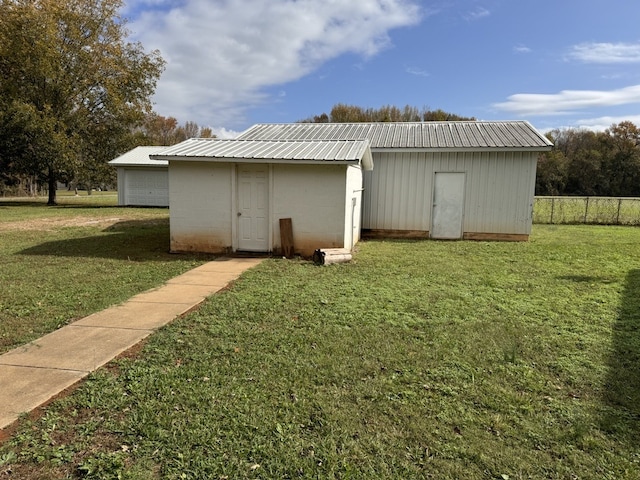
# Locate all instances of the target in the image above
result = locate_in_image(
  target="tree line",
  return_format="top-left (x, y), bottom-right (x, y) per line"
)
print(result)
top-left (536, 121), bottom-right (640, 197)
top-left (300, 103), bottom-right (475, 123)
top-left (0, 0), bottom-right (215, 203)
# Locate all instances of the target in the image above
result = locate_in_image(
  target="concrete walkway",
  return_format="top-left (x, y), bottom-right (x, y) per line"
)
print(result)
top-left (0, 257), bottom-right (263, 430)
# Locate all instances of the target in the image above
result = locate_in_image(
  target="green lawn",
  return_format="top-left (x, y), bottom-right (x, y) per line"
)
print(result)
top-left (0, 197), bottom-right (215, 353)
top-left (1, 203), bottom-right (639, 478)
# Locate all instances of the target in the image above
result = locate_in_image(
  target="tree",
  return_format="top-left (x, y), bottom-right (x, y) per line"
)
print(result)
top-left (0, 0), bottom-right (165, 204)
top-left (535, 148), bottom-right (569, 196)
top-left (536, 122), bottom-right (640, 197)
top-left (602, 121), bottom-right (640, 196)
top-left (199, 127), bottom-right (214, 139)
top-left (137, 113), bottom-right (215, 145)
top-left (0, 100), bottom-right (72, 194)
top-left (299, 103), bottom-right (475, 123)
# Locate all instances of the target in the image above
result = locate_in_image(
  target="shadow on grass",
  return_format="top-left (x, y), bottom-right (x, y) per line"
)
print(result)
top-left (557, 275), bottom-right (616, 284)
top-left (0, 200), bottom-right (119, 210)
top-left (0, 201), bottom-right (46, 207)
top-left (17, 219), bottom-right (215, 262)
top-left (601, 269), bottom-right (640, 441)
top-left (0, 201), bottom-right (129, 209)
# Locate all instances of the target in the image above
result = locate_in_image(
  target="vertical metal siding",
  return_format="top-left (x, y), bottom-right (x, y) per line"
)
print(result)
top-left (363, 152), bottom-right (430, 231)
top-left (362, 151), bottom-right (538, 235)
top-left (117, 168), bottom-right (125, 206)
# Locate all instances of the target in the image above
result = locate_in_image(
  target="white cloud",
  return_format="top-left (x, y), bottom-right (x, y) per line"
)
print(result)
top-left (567, 42), bottom-right (640, 64)
top-left (128, 0), bottom-right (422, 128)
top-left (211, 127), bottom-right (242, 139)
top-left (513, 44), bottom-right (531, 54)
top-left (493, 84), bottom-right (640, 116)
top-left (406, 66), bottom-right (430, 77)
top-left (574, 115), bottom-right (640, 132)
top-left (464, 6), bottom-right (490, 21)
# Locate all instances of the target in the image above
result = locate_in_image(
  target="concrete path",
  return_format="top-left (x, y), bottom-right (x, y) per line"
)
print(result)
top-left (0, 257), bottom-right (263, 430)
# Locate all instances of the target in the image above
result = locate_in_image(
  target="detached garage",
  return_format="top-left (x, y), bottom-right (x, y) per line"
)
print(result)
top-left (108, 146), bottom-right (169, 207)
top-left (151, 138), bottom-right (373, 256)
top-left (238, 121), bottom-right (554, 241)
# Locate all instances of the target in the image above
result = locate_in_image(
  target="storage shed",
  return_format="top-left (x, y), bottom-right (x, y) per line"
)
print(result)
top-left (151, 138), bottom-right (373, 256)
top-left (108, 146), bottom-right (169, 207)
top-left (238, 121), bottom-right (553, 240)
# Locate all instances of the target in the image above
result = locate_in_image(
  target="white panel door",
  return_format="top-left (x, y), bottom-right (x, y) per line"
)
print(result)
top-left (237, 164), bottom-right (269, 251)
top-left (431, 172), bottom-right (465, 239)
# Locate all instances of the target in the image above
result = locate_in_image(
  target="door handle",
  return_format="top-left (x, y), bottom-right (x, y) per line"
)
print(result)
top-left (237, 212), bottom-right (242, 216)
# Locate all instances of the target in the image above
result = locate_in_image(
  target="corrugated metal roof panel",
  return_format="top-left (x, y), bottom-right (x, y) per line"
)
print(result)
top-left (153, 138), bottom-right (371, 163)
top-left (237, 121), bottom-right (553, 149)
top-left (108, 146), bottom-right (169, 167)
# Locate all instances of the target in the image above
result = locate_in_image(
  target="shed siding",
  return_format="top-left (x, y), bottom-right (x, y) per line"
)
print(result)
top-left (272, 164), bottom-right (347, 255)
top-left (363, 151), bottom-right (538, 236)
top-left (169, 161), bottom-right (233, 253)
top-left (116, 167), bottom-right (126, 206)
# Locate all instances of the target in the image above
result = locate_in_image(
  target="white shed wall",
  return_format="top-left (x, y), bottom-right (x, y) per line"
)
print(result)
top-left (169, 161), bottom-right (233, 253)
top-left (271, 164), bottom-right (348, 255)
top-left (362, 151), bottom-right (538, 237)
top-left (169, 162), bottom-right (359, 255)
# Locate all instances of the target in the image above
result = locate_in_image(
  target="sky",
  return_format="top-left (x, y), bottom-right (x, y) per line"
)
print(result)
top-left (123, 0), bottom-right (640, 138)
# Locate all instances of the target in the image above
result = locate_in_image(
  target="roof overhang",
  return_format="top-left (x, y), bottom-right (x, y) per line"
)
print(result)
top-left (108, 146), bottom-right (169, 168)
top-left (151, 139), bottom-right (374, 171)
top-left (108, 160), bottom-right (168, 167)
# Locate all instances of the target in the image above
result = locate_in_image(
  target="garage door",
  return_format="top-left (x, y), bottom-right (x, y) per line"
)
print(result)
top-left (124, 169), bottom-right (169, 206)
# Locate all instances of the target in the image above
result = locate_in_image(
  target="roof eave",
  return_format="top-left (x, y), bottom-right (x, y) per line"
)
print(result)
top-left (154, 155), bottom-right (365, 167)
top-left (372, 146), bottom-right (553, 153)
top-left (108, 161), bottom-right (168, 167)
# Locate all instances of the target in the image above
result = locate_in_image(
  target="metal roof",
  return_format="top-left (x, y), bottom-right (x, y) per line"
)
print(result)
top-left (237, 121), bottom-right (553, 150)
top-left (152, 138), bottom-right (373, 170)
top-left (108, 146), bottom-right (169, 167)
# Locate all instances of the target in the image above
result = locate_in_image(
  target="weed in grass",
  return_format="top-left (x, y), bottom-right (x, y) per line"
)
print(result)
top-left (76, 452), bottom-right (127, 479)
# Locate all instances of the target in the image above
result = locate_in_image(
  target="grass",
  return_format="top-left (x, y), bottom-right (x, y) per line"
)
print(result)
top-left (1, 190), bottom-right (117, 222)
top-left (1, 204), bottom-right (640, 478)
top-left (0, 196), bottom-right (216, 353)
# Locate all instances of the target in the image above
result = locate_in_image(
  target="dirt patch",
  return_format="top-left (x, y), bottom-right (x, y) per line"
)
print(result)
top-left (0, 217), bottom-right (124, 232)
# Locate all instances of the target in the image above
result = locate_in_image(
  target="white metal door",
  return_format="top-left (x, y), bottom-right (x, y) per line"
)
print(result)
top-left (431, 172), bottom-right (465, 239)
top-left (237, 164), bottom-right (269, 251)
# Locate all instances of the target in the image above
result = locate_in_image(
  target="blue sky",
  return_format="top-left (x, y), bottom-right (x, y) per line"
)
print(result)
top-left (124, 0), bottom-right (640, 137)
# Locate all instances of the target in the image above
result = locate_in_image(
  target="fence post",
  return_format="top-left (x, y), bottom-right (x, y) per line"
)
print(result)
top-left (616, 198), bottom-right (622, 225)
top-left (584, 197), bottom-right (589, 224)
top-left (550, 197), bottom-right (555, 224)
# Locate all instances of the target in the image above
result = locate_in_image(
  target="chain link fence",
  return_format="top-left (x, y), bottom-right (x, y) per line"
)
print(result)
top-left (534, 196), bottom-right (640, 225)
